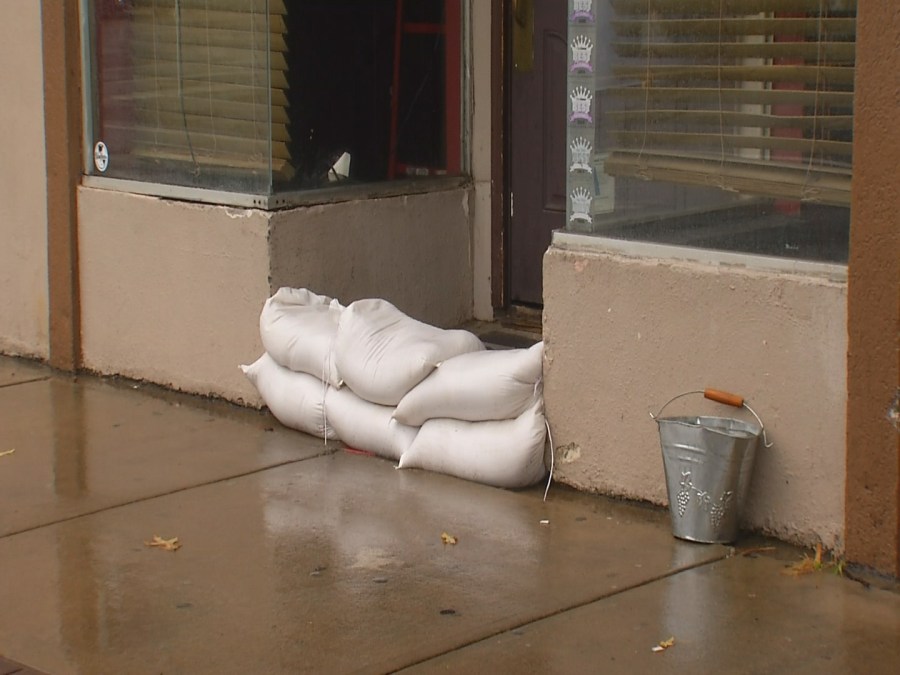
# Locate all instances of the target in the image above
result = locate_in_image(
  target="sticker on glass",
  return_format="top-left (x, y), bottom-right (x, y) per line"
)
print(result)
top-left (570, 137), bottom-right (593, 173)
top-left (93, 141), bottom-right (109, 173)
top-left (570, 0), bottom-right (594, 23)
top-left (570, 187), bottom-right (593, 224)
top-left (569, 86), bottom-right (593, 123)
top-left (570, 35), bottom-right (593, 73)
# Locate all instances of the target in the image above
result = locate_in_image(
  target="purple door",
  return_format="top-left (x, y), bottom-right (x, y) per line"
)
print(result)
top-left (508, 0), bottom-right (568, 306)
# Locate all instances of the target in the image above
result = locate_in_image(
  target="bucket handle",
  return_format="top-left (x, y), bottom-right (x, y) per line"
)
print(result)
top-left (650, 389), bottom-right (773, 448)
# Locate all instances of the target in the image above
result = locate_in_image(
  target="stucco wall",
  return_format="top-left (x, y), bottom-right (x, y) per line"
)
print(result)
top-left (470, 0), bottom-right (494, 321)
top-left (268, 189), bottom-right (474, 328)
top-left (544, 243), bottom-right (848, 549)
top-left (78, 187), bottom-right (270, 404)
top-left (0, 0), bottom-right (49, 358)
top-left (78, 186), bottom-right (473, 403)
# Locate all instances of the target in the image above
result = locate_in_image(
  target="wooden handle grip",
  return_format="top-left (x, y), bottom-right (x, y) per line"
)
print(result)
top-left (704, 388), bottom-right (744, 408)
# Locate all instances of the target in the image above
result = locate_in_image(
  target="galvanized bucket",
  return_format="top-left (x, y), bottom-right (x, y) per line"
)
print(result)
top-left (651, 389), bottom-right (770, 544)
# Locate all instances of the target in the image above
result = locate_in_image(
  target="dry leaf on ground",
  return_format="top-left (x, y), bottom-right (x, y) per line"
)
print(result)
top-left (784, 543), bottom-right (824, 576)
top-left (145, 535), bottom-right (181, 552)
top-left (783, 543), bottom-right (844, 576)
top-left (440, 532), bottom-right (458, 545)
top-left (0, 449), bottom-right (15, 458)
top-left (651, 637), bottom-right (675, 653)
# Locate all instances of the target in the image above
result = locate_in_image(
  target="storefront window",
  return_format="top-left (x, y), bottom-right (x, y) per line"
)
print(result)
top-left (83, 0), bottom-right (463, 204)
top-left (565, 0), bottom-right (856, 263)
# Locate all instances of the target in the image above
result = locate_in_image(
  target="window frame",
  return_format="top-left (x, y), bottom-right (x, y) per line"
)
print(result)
top-left (564, 0), bottom-right (857, 265)
top-left (79, 0), bottom-right (473, 210)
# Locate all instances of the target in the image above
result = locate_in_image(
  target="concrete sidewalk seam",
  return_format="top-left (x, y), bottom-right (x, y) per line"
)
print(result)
top-left (0, 377), bottom-right (51, 389)
top-left (0, 448), bottom-right (339, 540)
top-left (392, 552), bottom-right (731, 672)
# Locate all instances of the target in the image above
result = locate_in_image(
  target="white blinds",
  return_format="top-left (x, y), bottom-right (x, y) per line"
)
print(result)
top-left (107, 0), bottom-right (293, 180)
top-left (603, 0), bottom-right (856, 206)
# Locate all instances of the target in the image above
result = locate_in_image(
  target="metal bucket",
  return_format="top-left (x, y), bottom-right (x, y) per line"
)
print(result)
top-left (651, 390), bottom-right (770, 544)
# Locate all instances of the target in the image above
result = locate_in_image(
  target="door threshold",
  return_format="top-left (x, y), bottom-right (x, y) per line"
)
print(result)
top-left (461, 305), bottom-right (542, 350)
top-left (497, 304), bottom-right (542, 333)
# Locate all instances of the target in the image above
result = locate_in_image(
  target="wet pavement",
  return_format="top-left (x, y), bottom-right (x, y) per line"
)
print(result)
top-left (1, 356), bottom-right (898, 674)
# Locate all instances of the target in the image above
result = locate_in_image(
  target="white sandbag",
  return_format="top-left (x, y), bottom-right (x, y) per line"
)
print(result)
top-left (324, 387), bottom-right (418, 461)
top-left (398, 398), bottom-right (547, 489)
top-left (335, 298), bottom-right (485, 406)
top-left (394, 342), bottom-right (544, 425)
top-left (259, 287), bottom-right (343, 387)
top-left (240, 353), bottom-right (337, 440)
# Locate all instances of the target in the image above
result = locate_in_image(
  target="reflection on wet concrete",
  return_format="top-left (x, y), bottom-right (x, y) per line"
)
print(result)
top-left (0, 374), bottom-right (328, 537)
top-left (402, 549), bottom-right (900, 674)
top-left (51, 380), bottom-right (87, 499)
top-left (57, 520), bottom-right (100, 668)
top-left (1, 358), bottom-right (897, 674)
top-left (0, 355), bottom-right (51, 388)
top-left (0, 450), bottom-right (726, 674)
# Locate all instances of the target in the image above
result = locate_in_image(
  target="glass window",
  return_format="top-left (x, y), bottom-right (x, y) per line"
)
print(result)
top-left (84, 0), bottom-right (464, 201)
top-left (565, 0), bottom-right (857, 263)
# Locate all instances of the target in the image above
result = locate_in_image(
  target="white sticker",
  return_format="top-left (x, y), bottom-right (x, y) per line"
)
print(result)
top-left (94, 141), bottom-right (109, 172)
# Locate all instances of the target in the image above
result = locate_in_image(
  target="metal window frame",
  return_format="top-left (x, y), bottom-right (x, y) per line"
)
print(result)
top-left (79, 0), bottom-right (473, 211)
top-left (552, 230), bottom-right (848, 279)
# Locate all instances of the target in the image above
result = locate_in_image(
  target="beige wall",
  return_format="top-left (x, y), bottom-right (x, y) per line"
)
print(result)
top-left (269, 188), bottom-right (474, 329)
top-left (78, 187), bottom-right (271, 405)
top-left (543, 241), bottom-right (848, 549)
top-left (470, 0), bottom-right (494, 321)
top-left (0, 0), bottom-right (49, 358)
top-left (78, 186), bottom-right (474, 403)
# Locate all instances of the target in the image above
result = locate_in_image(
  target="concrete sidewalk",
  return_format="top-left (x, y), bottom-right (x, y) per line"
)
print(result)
top-left (1, 356), bottom-right (898, 674)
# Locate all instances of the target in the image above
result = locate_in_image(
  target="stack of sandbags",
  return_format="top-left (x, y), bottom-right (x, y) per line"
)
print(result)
top-left (395, 343), bottom-right (548, 489)
top-left (333, 298), bottom-right (486, 406)
top-left (327, 298), bottom-right (487, 459)
top-left (242, 290), bottom-right (484, 461)
top-left (241, 288), bottom-right (548, 489)
top-left (241, 288), bottom-right (341, 440)
top-left (259, 287), bottom-right (343, 387)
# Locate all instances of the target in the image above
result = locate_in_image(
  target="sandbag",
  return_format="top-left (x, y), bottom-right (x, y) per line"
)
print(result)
top-left (334, 298), bottom-right (485, 406)
top-left (394, 342), bottom-right (544, 425)
top-left (259, 287), bottom-right (343, 387)
top-left (324, 387), bottom-right (418, 461)
top-left (398, 397), bottom-right (547, 489)
top-left (240, 353), bottom-right (336, 440)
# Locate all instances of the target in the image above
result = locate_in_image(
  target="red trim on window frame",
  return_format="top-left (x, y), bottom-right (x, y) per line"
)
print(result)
top-left (388, 0), bottom-right (462, 178)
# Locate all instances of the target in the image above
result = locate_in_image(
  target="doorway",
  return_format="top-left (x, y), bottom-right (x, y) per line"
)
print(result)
top-left (506, 0), bottom-right (568, 307)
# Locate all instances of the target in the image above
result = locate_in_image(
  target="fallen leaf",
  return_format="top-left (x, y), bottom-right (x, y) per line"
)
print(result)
top-left (145, 535), bottom-right (181, 552)
top-left (783, 543), bottom-right (824, 576)
top-left (651, 637), bottom-right (675, 653)
top-left (0, 449), bottom-right (15, 458)
top-left (441, 532), bottom-right (458, 545)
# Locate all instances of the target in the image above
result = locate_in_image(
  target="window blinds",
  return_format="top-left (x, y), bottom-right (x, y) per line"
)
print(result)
top-left (602, 0), bottom-right (856, 207)
top-left (109, 0), bottom-right (292, 181)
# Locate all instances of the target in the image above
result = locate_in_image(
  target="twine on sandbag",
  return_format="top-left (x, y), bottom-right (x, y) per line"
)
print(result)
top-left (543, 418), bottom-right (554, 502)
top-left (247, 288), bottom-right (551, 491)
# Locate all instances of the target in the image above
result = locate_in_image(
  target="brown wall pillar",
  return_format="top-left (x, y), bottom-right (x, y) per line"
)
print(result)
top-left (42, 0), bottom-right (83, 371)
top-left (491, 0), bottom-right (508, 309)
top-left (845, 0), bottom-right (900, 578)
